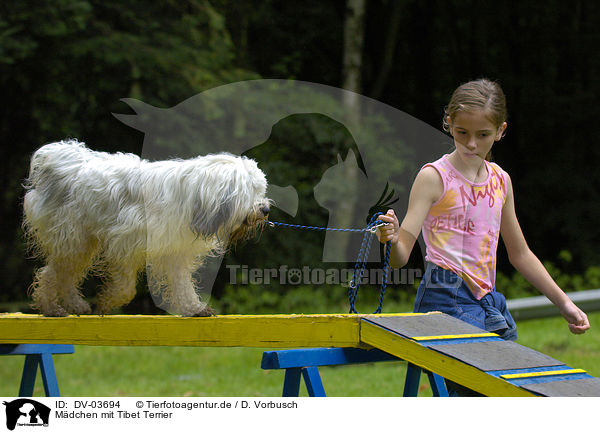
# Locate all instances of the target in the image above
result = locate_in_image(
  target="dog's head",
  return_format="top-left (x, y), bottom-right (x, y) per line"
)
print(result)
top-left (189, 153), bottom-right (270, 244)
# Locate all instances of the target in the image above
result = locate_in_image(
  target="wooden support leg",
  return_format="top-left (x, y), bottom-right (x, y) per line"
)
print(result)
top-left (404, 363), bottom-right (448, 397)
top-left (2, 345), bottom-right (72, 397)
top-left (302, 367), bottom-right (326, 397)
top-left (39, 353), bottom-right (61, 396)
top-left (282, 367), bottom-right (327, 397)
top-left (282, 368), bottom-right (302, 397)
top-left (18, 353), bottom-right (61, 397)
top-left (403, 363), bottom-right (421, 396)
top-left (19, 354), bottom-right (40, 397)
top-left (426, 371), bottom-right (449, 397)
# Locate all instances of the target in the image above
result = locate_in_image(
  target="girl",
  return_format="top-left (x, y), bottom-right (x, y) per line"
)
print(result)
top-left (377, 79), bottom-right (590, 341)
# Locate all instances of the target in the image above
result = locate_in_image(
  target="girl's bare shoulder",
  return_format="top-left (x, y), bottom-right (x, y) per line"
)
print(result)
top-left (412, 165), bottom-right (444, 203)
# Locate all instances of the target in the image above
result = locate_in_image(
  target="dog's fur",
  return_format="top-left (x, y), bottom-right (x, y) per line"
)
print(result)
top-left (23, 140), bottom-right (269, 316)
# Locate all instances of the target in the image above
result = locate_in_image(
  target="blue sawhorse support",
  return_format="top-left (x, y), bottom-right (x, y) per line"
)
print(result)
top-left (261, 348), bottom-right (448, 397)
top-left (403, 362), bottom-right (449, 397)
top-left (0, 344), bottom-right (74, 397)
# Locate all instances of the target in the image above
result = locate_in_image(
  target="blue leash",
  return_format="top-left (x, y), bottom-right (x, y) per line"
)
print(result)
top-left (267, 220), bottom-right (388, 234)
top-left (268, 213), bottom-right (392, 314)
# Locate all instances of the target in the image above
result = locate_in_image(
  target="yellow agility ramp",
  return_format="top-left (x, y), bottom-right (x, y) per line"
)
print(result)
top-left (361, 314), bottom-right (600, 397)
top-left (1, 312), bottom-right (599, 396)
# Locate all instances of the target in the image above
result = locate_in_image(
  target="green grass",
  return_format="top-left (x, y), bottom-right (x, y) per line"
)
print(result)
top-left (1, 312), bottom-right (599, 397)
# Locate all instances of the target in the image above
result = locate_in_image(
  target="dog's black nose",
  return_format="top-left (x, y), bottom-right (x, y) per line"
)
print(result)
top-left (261, 205), bottom-right (270, 216)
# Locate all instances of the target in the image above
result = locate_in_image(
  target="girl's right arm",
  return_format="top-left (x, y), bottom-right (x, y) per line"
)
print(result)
top-left (377, 166), bottom-right (443, 268)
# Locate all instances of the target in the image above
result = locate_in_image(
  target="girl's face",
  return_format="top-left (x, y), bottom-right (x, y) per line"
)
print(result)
top-left (447, 110), bottom-right (507, 163)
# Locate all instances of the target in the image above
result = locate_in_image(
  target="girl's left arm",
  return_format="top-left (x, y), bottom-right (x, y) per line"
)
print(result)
top-left (500, 173), bottom-right (590, 334)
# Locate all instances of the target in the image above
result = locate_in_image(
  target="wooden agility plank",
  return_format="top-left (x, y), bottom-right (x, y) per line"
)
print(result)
top-left (365, 314), bottom-right (564, 370)
top-left (362, 315), bottom-right (600, 396)
top-left (521, 377), bottom-right (600, 397)
top-left (0, 313), bottom-right (420, 348)
top-left (359, 318), bottom-right (536, 396)
top-left (429, 340), bottom-right (565, 371)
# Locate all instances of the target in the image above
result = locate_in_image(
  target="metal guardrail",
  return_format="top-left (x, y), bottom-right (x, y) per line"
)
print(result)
top-left (507, 289), bottom-right (600, 320)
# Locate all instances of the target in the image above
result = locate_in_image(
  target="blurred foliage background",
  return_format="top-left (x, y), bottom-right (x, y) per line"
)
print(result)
top-left (1, 0), bottom-right (599, 313)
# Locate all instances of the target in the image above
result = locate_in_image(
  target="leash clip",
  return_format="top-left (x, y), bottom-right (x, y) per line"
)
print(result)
top-left (367, 221), bottom-right (389, 233)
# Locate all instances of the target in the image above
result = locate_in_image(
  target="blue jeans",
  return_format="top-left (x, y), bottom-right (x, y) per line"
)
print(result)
top-left (414, 262), bottom-right (517, 341)
top-left (414, 263), bottom-right (518, 397)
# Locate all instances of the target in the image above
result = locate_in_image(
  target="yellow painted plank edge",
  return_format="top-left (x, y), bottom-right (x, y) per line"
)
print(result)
top-left (500, 369), bottom-right (587, 380)
top-left (360, 320), bottom-right (536, 397)
top-left (0, 313), bottom-right (421, 347)
top-left (412, 332), bottom-right (498, 341)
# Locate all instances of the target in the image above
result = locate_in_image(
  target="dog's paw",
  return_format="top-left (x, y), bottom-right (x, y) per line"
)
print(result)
top-left (63, 298), bottom-right (92, 315)
top-left (95, 302), bottom-right (115, 316)
top-left (189, 306), bottom-right (216, 317)
top-left (39, 307), bottom-right (69, 317)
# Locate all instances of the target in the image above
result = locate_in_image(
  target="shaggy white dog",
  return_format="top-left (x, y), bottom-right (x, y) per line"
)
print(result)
top-left (23, 140), bottom-right (270, 317)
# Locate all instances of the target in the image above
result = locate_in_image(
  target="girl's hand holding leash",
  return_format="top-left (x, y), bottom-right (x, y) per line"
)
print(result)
top-left (376, 210), bottom-right (400, 244)
top-left (375, 209), bottom-right (417, 269)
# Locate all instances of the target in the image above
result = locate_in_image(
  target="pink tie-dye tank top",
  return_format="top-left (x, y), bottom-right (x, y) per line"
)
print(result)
top-left (422, 154), bottom-right (508, 299)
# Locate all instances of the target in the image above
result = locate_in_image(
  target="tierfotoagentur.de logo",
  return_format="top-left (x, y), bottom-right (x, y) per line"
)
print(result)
top-left (3, 399), bottom-right (50, 431)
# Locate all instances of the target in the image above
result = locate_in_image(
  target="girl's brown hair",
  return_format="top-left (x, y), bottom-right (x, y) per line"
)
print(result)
top-left (443, 79), bottom-right (507, 161)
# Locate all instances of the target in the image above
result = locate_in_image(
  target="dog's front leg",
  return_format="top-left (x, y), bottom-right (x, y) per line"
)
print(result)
top-left (96, 262), bottom-right (140, 315)
top-left (146, 255), bottom-right (214, 317)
